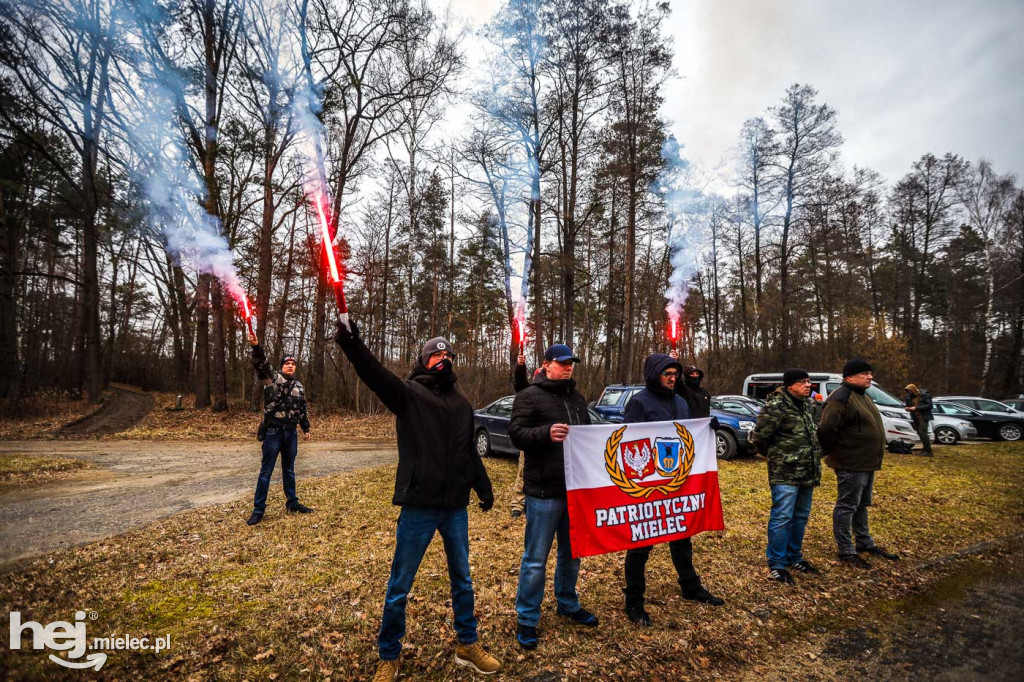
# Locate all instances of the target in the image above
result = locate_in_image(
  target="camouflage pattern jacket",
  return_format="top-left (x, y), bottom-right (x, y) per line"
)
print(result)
top-left (252, 345), bottom-right (310, 432)
top-left (750, 387), bottom-right (822, 486)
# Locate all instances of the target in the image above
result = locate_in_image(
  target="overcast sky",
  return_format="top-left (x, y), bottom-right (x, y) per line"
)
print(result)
top-left (446, 0), bottom-right (1024, 187)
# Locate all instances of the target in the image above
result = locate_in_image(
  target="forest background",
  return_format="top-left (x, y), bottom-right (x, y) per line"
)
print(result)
top-left (2, 0), bottom-right (1023, 416)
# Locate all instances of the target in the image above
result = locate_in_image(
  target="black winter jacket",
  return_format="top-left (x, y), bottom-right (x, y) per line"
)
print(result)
top-left (336, 336), bottom-right (493, 509)
top-left (509, 373), bottom-right (592, 498)
top-left (675, 366), bottom-right (712, 418)
top-left (624, 354), bottom-right (690, 423)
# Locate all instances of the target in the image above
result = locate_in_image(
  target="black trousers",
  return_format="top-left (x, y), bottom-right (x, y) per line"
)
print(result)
top-left (623, 538), bottom-right (701, 606)
top-left (915, 419), bottom-right (932, 453)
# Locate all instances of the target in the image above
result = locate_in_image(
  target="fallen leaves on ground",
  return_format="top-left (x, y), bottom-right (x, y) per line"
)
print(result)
top-left (0, 453), bottom-right (92, 493)
top-left (1, 444), bottom-right (1022, 680)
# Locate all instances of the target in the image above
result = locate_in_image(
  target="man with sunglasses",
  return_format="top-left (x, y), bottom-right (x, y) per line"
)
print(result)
top-left (750, 369), bottom-right (822, 584)
top-left (334, 321), bottom-right (499, 681)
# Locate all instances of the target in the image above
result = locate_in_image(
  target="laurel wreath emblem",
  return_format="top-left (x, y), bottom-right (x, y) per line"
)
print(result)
top-left (604, 423), bottom-right (695, 499)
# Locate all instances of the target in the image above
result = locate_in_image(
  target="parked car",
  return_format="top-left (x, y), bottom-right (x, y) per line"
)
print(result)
top-left (473, 395), bottom-right (610, 458)
top-left (938, 396), bottom-right (1023, 416)
top-left (932, 399), bottom-right (1024, 442)
top-left (710, 395), bottom-right (764, 419)
top-left (741, 373), bottom-right (926, 447)
top-left (594, 384), bottom-right (756, 460)
top-left (1002, 398), bottom-right (1024, 411)
top-left (930, 413), bottom-right (978, 445)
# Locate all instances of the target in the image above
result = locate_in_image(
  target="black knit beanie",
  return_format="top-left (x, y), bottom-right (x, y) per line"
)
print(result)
top-left (842, 358), bottom-right (872, 377)
top-left (783, 368), bottom-right (810, 387)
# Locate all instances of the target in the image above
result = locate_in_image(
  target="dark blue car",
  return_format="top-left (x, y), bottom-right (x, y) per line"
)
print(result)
top-left (593, 384), bottom-right (756, 460)
top-left (473, 395), bottom-right (610, 458)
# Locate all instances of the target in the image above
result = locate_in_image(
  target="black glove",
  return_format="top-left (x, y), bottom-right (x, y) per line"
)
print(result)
top-left (478, 495), bottom-right (494, 512)
top-left (709, 416), bottom-right (720, 430)
top-left (334, 319), bottom-right (360, 345)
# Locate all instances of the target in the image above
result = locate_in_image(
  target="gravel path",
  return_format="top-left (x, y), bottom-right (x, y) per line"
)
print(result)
top-left (0, 439), bottom-right (397, 567)
top-left (58, 387), bottom-right (154, 437)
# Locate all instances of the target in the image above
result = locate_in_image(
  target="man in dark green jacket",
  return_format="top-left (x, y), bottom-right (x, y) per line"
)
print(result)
top-left (818, 359), bottom-right (900, 568)
top-left (750, 369), bottom-right (822, 584)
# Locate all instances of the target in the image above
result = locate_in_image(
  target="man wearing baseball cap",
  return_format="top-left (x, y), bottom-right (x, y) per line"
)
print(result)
top-left (818, 359), bottom-right (900, 568)
top-left (334, 321), bottom-right (499, 680)
top-left (509, 343), bottom-right (596, 650)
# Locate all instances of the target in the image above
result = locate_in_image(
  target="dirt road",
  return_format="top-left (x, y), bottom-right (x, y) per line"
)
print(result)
top-left (58, 386), bottom-right (154, 437)
top-left (0, 439), bottom-right (397, 567)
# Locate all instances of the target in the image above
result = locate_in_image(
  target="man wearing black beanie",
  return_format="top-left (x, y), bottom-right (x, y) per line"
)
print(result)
top-left (818, 359), bottom-right (900, 568)
top-left (750, 369), bottom-right (822, 584)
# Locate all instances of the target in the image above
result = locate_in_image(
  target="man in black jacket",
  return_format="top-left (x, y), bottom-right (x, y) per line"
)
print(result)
top-left (247, 333), bottom-right (312, 526)
top-left (622, 354), bottom-right (723, 626)
top-left (904, 383), bottom-right (934, 456)
top-left (334, 321), bottom-right (499, 681)
top-left (510, 343), bottom-right (596, 651)
top-left (676, 364), bottom-right (712, 418)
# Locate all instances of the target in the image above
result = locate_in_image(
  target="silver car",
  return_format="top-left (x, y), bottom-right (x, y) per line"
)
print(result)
top-left (930, 414), bottom-right (978, 445)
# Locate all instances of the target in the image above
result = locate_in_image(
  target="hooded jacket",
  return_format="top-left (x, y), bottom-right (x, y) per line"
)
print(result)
top-left (624, 354), bottom-right (691, 424)
top-left (509, 372), bottom-right (592, 498)
top-left (903, 385), bottom-right (934, 423)
top-left (750, 386), bottom-right (822, 486)
top-left (335, 334), bottom-right (493, 509)
top-left (675, 365), bottom-right (712, 418)
top-left (818, 382), bottom-right (886, 472)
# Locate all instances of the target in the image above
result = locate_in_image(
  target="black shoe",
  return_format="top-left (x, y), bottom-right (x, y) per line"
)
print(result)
top-left (769, 568), bottom-right (795, 584)
top-left (788, 560), bottom-right (820, 575)
top-left (516, 624), bottom-right (538, 650)
top-left (839, 553), bottom-right (872, 569)
top-left (557, 606), bottom-right (599, 626)
top-left (625, 605), bottom-right (652, 626)
top-left (246, 512), bottom-right (263, 526)
top-left (510, 508), bottom-right (523, 519)
top-left (682, 586), bottom-right (725, 606)
top-left (860, 545), bottom-right (900, 561)
top-left (287, 503), bottom-right (313, 514)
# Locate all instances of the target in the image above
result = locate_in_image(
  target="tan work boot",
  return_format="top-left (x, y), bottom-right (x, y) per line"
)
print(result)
top-left (454, 641), bottom-right (501, 675)
top-left (372, 657), bottom-right (400, 682)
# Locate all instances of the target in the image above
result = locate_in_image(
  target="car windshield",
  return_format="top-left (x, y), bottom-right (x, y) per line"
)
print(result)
top-left (975, 399), bottom-right (1015, 413)
top-left (598, 388), bottom-right (630, 407)
top-left (867, 384), bottom-right (904, 407)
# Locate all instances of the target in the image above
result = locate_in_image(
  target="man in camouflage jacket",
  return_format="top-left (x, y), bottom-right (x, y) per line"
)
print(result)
top-left (750, 369), bottom-right (822, 584)
top-left (246, 333), bottom-right (312, 525)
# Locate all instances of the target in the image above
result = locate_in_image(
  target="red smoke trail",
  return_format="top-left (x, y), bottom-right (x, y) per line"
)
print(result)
top-left (313, 191), bottom-right (350, 329)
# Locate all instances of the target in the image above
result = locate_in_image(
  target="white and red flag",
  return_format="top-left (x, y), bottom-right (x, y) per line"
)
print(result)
top-left (563, 419), bottom-right (724, 558)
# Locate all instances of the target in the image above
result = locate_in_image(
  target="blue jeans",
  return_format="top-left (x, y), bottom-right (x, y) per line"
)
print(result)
top-left (253, 426), bottom-right (298, 514)
top-left (515, 495), bottom-right (581, 627)
top-left (378, 506), bottom-right (477, 660)
top-left (766, 484), bottom-right (814, 569)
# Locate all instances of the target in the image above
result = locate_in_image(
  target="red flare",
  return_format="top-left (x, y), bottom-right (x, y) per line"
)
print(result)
top-left (312, 190), bottom-right (350, 326)
top-left (239, 295), bottom-right (256, 337)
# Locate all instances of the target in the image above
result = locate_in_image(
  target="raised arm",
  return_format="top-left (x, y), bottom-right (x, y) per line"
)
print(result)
top-left (334, 320), bottom-right (410, 414)
top-left (249, 334), bottom-right (275, 387)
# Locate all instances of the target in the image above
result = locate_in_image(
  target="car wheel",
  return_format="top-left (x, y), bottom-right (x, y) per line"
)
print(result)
top-left (715, 429), bottom-right (738, 460)
top-left (933, 426), bottom-right (959, 445)
top-left (475, 429), bottom-right (492, 457)
top-left (998, 423), bottom-right (1022, 441)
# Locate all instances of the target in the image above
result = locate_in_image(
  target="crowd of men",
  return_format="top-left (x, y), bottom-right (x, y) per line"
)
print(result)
top-left (243, 321), bottom-right (926, 680)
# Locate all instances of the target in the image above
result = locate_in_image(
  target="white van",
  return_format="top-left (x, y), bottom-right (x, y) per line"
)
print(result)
top-left (741, 373), bottom-right (924, 447)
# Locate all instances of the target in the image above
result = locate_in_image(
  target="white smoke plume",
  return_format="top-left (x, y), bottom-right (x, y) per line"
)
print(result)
top-left (658, 136), bottom-right (707, 325)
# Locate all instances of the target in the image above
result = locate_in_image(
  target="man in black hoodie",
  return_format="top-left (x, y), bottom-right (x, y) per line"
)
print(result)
top-left (622, 354), bottom-right (723, 626)
top-left (510, 343), bottom-right (595, 651)
top-left (334, 321), bottom-right (499, 681)
top-left (674, 362), bottom-right (712, 418)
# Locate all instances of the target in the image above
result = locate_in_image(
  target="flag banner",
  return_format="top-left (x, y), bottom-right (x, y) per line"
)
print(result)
top-left (563, 418), bottom-right (724, 558)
